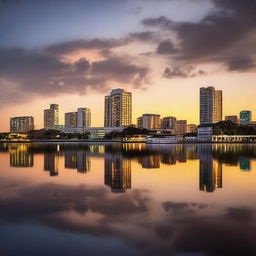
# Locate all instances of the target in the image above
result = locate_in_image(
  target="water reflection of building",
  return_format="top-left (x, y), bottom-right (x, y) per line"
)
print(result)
top-left (176, 145), bottom-right (187, 163)
top-left (139, 155), bottom-right (161, 169)
top-left (44, 152), bottom-right (59, 176)
top-left (239, 157), bottom-right (251, 171)
top-left (64, 150), bottom-right (90, 173)
top-left (105, 154), bottom-right (131, 193)
top-left (89, 145), bottom-right (105, 154)
top-left (9, 144), bottom-right (34, 167)
top-left (199, 146), bottom-right (222, 192)
top-left (77, 151), bottom-right (90, 173)
top-left (161, 153), bottom-right (176, 165)
top-left (147, 145), bottom-right (192, 167)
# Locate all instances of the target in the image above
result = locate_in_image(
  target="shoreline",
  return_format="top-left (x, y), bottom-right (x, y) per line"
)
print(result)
top-left (0, 140), bottom-right (256, 144)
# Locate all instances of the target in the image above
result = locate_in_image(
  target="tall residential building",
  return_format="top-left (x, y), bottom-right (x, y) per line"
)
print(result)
top-left (137, 114), bottom-right (161, 129)
top-left (175, 120), bottom-right (187, 136)
top-left (65, 112), bottom-right (77, 128)
top-left (77, 108), bottom-right (91, 128)
top-left (225, 115), bottom-right (238, 124)
top-left (161, 116), bottom-right (176, 129)
top-left (44, 104), bottom-right (59, 129)
top-left (200, 87), bottom-right (222, 124)
top-left (10, 116), bottom-right (34, 133)
top-left (240, 110), bottom-right (252, 125)
top-left (104, 89), bottom-right (132, 127)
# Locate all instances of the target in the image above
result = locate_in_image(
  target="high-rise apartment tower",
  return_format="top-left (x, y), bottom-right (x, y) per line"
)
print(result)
top-left (104, 89), bottom-right (132, 127)
top-left (44, 104), bottom-right (59, 129)
top-left (200, 87), bottom-right (222, 124)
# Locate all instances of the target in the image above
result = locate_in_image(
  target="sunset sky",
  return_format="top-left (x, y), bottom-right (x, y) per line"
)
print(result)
top-left (0, 0), bottom-right (255, 131)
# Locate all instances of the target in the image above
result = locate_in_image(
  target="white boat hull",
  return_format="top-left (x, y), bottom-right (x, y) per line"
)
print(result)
top-left (146, 137), bottom-right (177, 144)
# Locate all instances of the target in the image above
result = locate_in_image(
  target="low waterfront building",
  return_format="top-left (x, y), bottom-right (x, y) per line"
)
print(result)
top-left (161, 116), bottom-right (176, 129)
top-left (175, 120), bottom-right (187, 136)
top-left (187, 124), bottom-right (198, 133)
top-left (225, 115), bottom-right (238, 124)
top-left (197, 126), bottom-right (256, 142)
top-left (197, 126), bottom-right (213, 141)
top-left (212, 135), bottom-right (256, 142)
top-left (137, 114), bottom-right (161, 129)
top-left (7, 133), bottom-right (30, 141)
top-left (122, 135), bottom-right (147, 142)
top-left (64, 126), bottom-right (125, 139)
top-left (248, 121), bottom-right (256, 129)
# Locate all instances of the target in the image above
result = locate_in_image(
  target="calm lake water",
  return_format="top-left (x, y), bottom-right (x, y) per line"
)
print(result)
top-left (0, 143), bottom-right (256, 256)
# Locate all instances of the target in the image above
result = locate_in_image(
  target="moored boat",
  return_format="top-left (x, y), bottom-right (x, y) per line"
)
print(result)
top-left (146, 136), bottom-right (177, 144)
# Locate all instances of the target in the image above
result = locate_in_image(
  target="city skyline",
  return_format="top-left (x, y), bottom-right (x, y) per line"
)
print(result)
top-left (2, 84), bottom-right (256, 132)
top-left (5, 87), bottom-right (255, 133)
top-left (0, 0), bottom-right (255, 131)
top-left (1, 1), bottom-right (256, 255)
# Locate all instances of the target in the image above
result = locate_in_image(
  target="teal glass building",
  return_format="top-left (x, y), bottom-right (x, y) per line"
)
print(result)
top-left (240, 110), bottom-right (252, 125)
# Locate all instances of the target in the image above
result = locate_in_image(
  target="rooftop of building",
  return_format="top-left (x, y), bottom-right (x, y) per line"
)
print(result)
top-left (10, 116), bottom-right (34, 119)
top-left (111, 88), bottom-right (126, 95)
top-left (141, 113), bottom-right (161, 117)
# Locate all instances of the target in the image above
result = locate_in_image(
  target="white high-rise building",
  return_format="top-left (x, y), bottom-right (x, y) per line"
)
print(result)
top-left (65, 112), bottom-right (77, 128)
top-left (44, 104), bottom-right (59, 129)
top-left (104, 89), bottom-right (132, 127)
top-left (200, 87), bottom-right (222, 124)
top-left (77, 108), bottom-right (91, 128)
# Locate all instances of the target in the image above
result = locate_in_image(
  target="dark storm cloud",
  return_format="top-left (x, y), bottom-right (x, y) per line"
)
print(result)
top-left (45, 32), bottom-right (157, 56)
top-left (163, 65), bottom-right (194, 78)
top-left (142, 16), bottom-right (175, 29)
top-left (127, 31), bottom-right (158, 43)
top-left (156, 40), bottom-right (177, 54)
top-left (143, 0), bottom-right (256, 71)
top-left (45, 38), bottom-right (126, 56)
top-left (227, 56), bottom-right (256, 71)
top-left (91, 57), bottom-right (149, 85)
top-left (0, 28), bottom-right (156, 106)
top-left (74, 58), bottom-right (90, 73)
top-left (0, 46), bottom-right (149, 105)
top-left (163, 65), bottom-right (207, 79)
